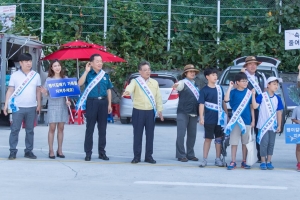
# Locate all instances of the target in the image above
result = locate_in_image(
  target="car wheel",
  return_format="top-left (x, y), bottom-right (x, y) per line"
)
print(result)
top-left (120, 117), bottom-right (131, 124)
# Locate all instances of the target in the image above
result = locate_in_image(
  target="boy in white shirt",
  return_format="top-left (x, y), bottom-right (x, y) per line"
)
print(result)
top-left (252, 77), bottom-right (283, 170)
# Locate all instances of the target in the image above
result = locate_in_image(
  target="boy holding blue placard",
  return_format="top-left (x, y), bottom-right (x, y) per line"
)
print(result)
top-left (293, 64), bottom-right (300, 172)
top-left (224, 72), bottom-right (255, 170)
top-left (252, 77), bottom-right (283, 170)
top-left (291, 105), bottom-right (300, 172)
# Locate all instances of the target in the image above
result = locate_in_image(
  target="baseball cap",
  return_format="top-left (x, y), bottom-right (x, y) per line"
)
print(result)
top-left (266, 76), bottom-right (279, 84)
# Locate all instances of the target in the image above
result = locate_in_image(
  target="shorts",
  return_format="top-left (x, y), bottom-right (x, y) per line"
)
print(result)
top-left (229, 124), bottom-right (251, 145)
top-left (204, 124), bottom-right (223, 139)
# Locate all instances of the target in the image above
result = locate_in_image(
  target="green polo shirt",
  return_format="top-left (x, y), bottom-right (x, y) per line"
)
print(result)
top-left (84, 69), bottom-right (113, 97)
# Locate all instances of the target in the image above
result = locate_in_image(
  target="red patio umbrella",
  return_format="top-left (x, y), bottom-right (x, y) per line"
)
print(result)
top-left (62, 40), bottom-right (106, 51)
top-left (89, 44), bottom-right (107, 51)
top-left (62, 40), bottom-right (93, 48)
top-left (43, 42), bottom-right (126, 78)
top-left (43, 47), bottom-right (126, 62)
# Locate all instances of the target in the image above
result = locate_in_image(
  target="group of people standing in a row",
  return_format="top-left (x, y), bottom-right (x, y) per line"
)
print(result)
top-left (3, 53), bottom-right (113, 161)
top-left (173, 56), bottom-right (299, 171)
top-left (2, 53), bottom-right (300, 171)
top-left (3, 53), bottom-right (71, 160)
top-left (172, 57), bottom-right (284, 170)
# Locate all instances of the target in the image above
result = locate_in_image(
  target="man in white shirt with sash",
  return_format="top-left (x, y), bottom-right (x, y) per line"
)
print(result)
top-left (123, 61), bottom-right (163, 164)
top-left (78, 54), bottom-right (113, 162)
top-left (173, 64), bottom-right (200, 162)
top-left (3, 53), bottom-right (41, 160)
top-left (252, 77), bottom-right (283, 170)
top-left (242, 56), bottom-right (267, 163)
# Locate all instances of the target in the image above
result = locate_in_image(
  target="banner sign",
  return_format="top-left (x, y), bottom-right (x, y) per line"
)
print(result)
top-left (0, 5), bottom-right (16, 32)
top-left (46, 78), bottom-right (80, 98)
top-left (284, 124), bottom-right (300, 144)
top-left (285, 29), bottom-right (300, 50)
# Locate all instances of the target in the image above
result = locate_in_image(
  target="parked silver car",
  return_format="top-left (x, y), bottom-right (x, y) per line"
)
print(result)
top-left (120, 73), bottom-right (179, 124)
top-left (218, 56), bottom-right (282, 104)
top-left (218, 55), bottom-right (287, 130)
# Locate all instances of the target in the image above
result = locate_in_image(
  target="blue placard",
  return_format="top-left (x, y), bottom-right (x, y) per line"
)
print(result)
top-left (46, 78), bottom-right (80, 98)
top-left (284, 124), bottom-right (300, 144)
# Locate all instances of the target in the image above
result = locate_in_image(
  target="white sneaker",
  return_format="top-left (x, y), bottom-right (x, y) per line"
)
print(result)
top-left (215, 158), bottom-right (223, 167)
top-left (199, 159), bottom-right (207, 167)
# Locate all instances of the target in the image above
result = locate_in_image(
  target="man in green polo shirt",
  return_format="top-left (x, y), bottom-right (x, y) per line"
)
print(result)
top-left (78, 54), bottom-right (113, 161)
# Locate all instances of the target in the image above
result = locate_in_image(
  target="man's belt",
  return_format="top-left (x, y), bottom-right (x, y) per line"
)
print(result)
top-left (87, 96), bottom-right (107, 100)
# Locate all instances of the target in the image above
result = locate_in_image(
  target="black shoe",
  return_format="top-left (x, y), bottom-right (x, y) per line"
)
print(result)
top-left (145, 158), bottom-right (156, 164)
top-left (85, 155), bottom-right (91, 161)
top-left (24, 152), bottom-right (37, 159)
top-left (256, 159), bottom-right (262, 163)
top-left (178, 157), bottom-right (188, 162)
top-left (56, 151), bottom-right (65, 158)
top-left (8, 152), bottom-right (16, 160)
top-left (187, 157), bottom-right (199, 161)
top-left (131, 158), bottom-right (141, 164)
top-left (49, 153), bottom-right (55, 159)
top-left (99, 153), bottom-right (109, 160)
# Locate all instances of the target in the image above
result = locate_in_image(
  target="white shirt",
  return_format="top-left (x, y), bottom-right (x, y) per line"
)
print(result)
top-left (175, 79), bottom-right (195, 91)
top-left (256, 95), bottom-right (279, 130)
top-left (9, 69), bottom-right (41, 107)
top-left (248, 73), bottom-right (267, 89)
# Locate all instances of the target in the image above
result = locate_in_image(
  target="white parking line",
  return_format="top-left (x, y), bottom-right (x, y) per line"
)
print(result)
top-left (134, 181), bottom-right (288, 190)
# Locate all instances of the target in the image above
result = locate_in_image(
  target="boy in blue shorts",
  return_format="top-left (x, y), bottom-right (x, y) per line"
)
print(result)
top-left (199, 68), bottom-right (228, 167)
top-left (224, 72), bottom-right (255, 170)
top-left (252, 77), bottom-right (283, 170)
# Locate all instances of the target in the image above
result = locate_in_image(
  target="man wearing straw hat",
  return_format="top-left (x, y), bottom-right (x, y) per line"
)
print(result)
top-left (173, 64), bottom-right (200, 162)
top-left (241, 56), bottom-right (267, 163)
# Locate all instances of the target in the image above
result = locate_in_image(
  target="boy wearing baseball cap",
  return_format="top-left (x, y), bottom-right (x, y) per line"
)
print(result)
top-left (251, 76), bottom-right (283, 170)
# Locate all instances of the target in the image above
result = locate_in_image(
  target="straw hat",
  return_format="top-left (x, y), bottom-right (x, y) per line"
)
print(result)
top-left (243, 56), bottom-right (262, 67)
top-left (182, 64), bottom-right (199, 77)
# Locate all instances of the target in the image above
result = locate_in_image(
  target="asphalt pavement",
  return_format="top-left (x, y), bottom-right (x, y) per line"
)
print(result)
top-left (0, 118), bottom-right (299, 200)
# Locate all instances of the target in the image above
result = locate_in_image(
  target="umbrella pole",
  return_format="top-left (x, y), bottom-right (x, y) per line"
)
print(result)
top-left (66, 97), bottom-right (74, 122)
top-left (76, 59), bottom-right (79, 79)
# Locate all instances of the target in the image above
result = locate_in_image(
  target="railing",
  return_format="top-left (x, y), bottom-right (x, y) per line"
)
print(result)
top-left (0, 0), bottom-right (288, 48)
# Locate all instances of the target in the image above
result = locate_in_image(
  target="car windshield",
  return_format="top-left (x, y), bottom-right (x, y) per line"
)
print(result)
top-left (129, 75), bottom-right (176, 88)
top-left (220, 69), bottom-right (276, 85)
top-left (153, 77), bottom-right (176, 88)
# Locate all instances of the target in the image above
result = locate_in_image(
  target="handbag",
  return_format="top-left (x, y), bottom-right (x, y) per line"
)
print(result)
top-left (246, 128), bottom-right (257, 166)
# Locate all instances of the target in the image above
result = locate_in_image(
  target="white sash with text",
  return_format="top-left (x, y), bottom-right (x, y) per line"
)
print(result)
top-left (224, 89), bottom-right (252, 135)
top-left (204, 85), bottom-right (227, 128)
top-left (183, 79), bottom-right (199, 100)
top-left (135, 76), bottom-right (157, 118)
top-left (76, 70), bottom-right (106, 111)
top-left (9, 70), bottom-right (37, 113)
top-left (245, 71), bottom-right (262, 95)
top-left (257, 92), bottom-right (277, 144)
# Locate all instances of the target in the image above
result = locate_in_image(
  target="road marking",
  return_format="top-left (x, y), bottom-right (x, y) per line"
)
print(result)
top-left (0, 145), bottom-right (297, 172)
top-left (134, 181), bottom-right (288, 190)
